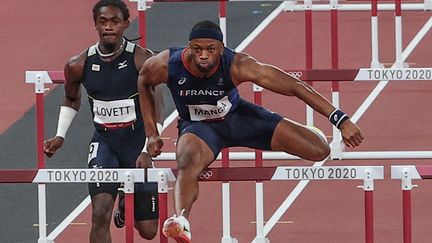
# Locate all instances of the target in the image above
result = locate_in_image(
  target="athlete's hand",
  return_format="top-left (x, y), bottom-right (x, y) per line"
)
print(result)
top-left (146, 136), bottom-right (164, 157)
top-left (339, 120), bottom-right (364, 149)
top-left (43, 136), bottom-right (64, 158)
top-left (136, 152), bottom-right (154, 168)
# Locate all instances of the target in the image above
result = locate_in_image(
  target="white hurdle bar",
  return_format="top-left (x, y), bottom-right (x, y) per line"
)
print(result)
top-left (283, 1), bottom-right (432, 12)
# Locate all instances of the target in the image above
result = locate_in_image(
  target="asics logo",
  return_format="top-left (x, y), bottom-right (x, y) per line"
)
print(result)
top-left (199, 170), bottom-right (213, 180)
top-left (178, 77), bottom-right (186, 85)
top-left (217, 77), bottom-right (224, 86)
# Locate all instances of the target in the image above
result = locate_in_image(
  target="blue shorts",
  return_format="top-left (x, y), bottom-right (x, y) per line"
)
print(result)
top-left (178, 98), bottom-right (283, 159)
top-left (87, 126), bottom-right (159, 220)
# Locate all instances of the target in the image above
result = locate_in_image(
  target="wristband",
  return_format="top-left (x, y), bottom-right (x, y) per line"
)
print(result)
top-left (156, 122), bottom-right (163, 134)
top-left (55, 106), bottom-right (77, 138)
top-left (141, 138), bottom-right (149, 153)
top-left (141, 123), bottom-right (163, 153)
top-left (328, 109), bottom-right (349, 129)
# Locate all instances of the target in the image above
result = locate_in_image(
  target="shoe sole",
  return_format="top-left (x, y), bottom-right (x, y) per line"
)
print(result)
top-left (163, 221), bottom-right (191, 243)
top-left (113, 209), bottom-right (125, 228)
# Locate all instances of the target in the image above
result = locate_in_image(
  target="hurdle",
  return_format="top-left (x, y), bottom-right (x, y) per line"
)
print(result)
top-left (0, 165), bottom-right (384, 243)
top-left (0, 168), bottom-right (173, 243)
top-left (391, 165), bottom-right (432, 243)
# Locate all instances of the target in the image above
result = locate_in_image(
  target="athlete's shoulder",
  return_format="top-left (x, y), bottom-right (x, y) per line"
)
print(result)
top-left (134, 43), bottom-right (154, 59)
top-left (145, 49), bottom-right (170, 70)
top-left (140, 49), bottom-right (170, 85)
top-left (231, 52), bottom-right (257, 66)
top-left (65, 50), bottom-right (87, 74)
top-left (133, 43), bottom-right (155, 69)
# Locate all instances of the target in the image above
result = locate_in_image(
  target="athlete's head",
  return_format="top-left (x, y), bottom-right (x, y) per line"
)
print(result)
top-left (92, 0), bottom-right (130, 51)
top-left (188, 20), bottom-right (224, 74)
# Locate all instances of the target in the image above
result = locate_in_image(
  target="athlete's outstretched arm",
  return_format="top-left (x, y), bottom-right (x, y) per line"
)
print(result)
top-left (138, 50), bottom-right (169, 157)
top-left (230, 52), bottom-right (364, 148)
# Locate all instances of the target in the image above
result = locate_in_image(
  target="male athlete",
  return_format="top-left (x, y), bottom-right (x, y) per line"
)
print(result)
top-left (43, 0), bottom-right (163, 242)
top-left (138, 20), bottom-right (364, 242)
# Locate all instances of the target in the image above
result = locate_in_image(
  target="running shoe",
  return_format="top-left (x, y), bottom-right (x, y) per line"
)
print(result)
top-left (162, 214), bottom-right (191, 243)
top-left (113, 191), bottom-right (125, 228)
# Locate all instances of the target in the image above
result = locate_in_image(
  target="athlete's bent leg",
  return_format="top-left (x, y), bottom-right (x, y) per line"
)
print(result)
top-left (175, 133), bottom-right (215, 217)
top-left (135, 219), bottom-right (158, 239)
top-left (90, 193), bottom-right (115, 243)
top-left (134, 182), bottom-right (159, 239)
top-left (271, 118), bottom-right (330, 161)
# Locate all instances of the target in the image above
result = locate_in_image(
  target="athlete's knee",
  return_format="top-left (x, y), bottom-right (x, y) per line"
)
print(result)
top-left (136, 220), bottom-right (158, 240)
top-left (91, 198), bottom-right (114, 228)
top-left (137, 227), bottom-right (158, 240)
top-left (92, 208), bottom-right (111, 229)
top-left (308, 127), bottom-right (330, 161)
top-left (309, 143), bottom-right (330, 161)
top-left (176, 150), bottom-right (206, 174)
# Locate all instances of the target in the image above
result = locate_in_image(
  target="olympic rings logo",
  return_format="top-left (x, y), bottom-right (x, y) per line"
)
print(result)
top-left (287, 71), bottom-right (303, 79)
top-left (199, 170), bottom-right (213, 180)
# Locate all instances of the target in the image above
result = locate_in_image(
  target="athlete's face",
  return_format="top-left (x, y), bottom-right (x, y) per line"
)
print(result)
top-left (94, 6), bottom-right (129, 51)
top-left (189, 39), bottom-right (224, 74)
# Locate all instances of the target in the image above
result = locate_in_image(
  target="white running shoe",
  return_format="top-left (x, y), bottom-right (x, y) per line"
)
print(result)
top-left (162, 214), bottom-right (191, 243)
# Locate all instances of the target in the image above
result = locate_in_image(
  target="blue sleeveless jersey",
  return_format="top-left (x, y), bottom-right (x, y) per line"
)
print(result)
top-left (167, 47), bottom-right (240, 121)
top-left (82, 41), bottom-right (143, 130)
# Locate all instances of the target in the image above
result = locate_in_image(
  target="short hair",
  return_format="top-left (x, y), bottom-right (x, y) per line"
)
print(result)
top-left (92, 0), bottom-right (130, 22)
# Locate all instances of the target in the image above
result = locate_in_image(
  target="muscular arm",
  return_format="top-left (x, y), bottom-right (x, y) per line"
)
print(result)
top-left (231, 53), bottom-right (335, 117)
top-left (63, 53), bottom-right (85, 110)
top-left (43, 53), bottom-right (84, 157)
top-left (134, 47), bottom-right (165, 125)
top-left (137, 50), bottom-right (169, 156)
top-left (230, 52), bottom-right (364, 148)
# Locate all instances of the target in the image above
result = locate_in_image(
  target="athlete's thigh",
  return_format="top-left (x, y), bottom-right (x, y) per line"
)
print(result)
top-left (87, 131), bottom-right (120, 198)
top-left (115, 128), bottom-right (145, 168)
top-left (134, 183), bottom-right (158, 236)
top-left (134, 182), bottom-right (159, 221)
top-left (271, 118), bottom-right (328, 159)
top-left (228, 99), bottom-right (282, 150)
top-left (177, 121), bottom-right (219, 168)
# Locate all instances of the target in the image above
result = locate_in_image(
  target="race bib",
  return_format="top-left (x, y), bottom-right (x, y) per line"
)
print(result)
top-left (188, 96), bottom-right (232, 121)
top-left (88, 142), bottom-right (99, 164)
top-left (93, 99), bottom-right (136, 124)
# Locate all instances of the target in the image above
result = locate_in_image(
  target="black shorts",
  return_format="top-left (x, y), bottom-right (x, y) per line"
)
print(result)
top-left (87, 126), bottom-right (144, 198)
top-left (133, 183), bottom-right (159, 221)
top-left (178, 98), bottom-right (283, 159)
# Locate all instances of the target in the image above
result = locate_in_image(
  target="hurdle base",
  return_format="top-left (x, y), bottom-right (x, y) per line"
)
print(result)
top-left (221, 236), bottom-right (239, 243)
top-left (251, 237), bottom-right (270, 243)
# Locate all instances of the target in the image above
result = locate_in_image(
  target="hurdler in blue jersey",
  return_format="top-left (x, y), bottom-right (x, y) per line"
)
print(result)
top-left (138, 20), bottom-right (364, 242)
top-left (43, 1), bottom-right (163, 242)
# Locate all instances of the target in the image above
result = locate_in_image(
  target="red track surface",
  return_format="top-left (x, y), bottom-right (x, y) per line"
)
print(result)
top-left (4, 1), bottom-right (432, 243)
